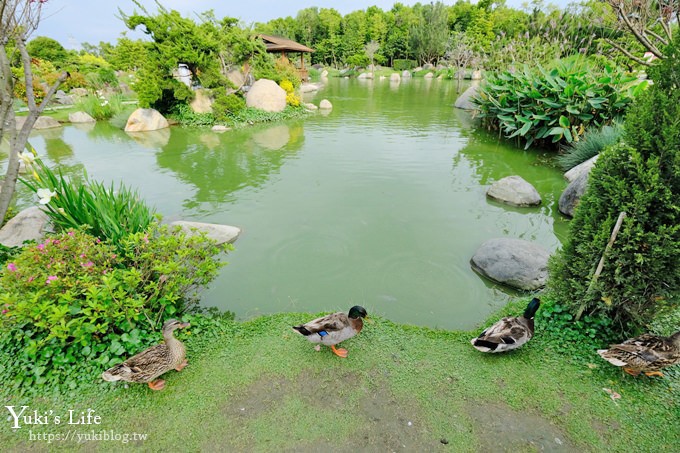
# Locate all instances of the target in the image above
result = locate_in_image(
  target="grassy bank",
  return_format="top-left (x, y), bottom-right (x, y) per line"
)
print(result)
top-left (1, 304), bottom-right (678, 452)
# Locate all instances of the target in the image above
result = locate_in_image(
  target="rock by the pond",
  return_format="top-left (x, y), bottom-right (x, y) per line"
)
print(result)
top-left (487, 176), bottom-right (541, 207)
top-left (564, 154), bottom-right (599, 182)
top-left (300, 83), bottom-right (321, 93)
top-left (319, 99), bottom-right (333, 110)
top-left (424, 72), bottom-right (434, 79)
top-left (470, 238), bottom-right (550, 290)
top-left (559, 171), bottom-right (589, 217)
top-left (169, 221), bottom-right (241, 245)
top-left (190, 89), bottom-right (213, 114)
top-left (320, 69), bottom-right (329, 78)
top-left (70, 87), bottom-right (88, 97)
top-left (69, 111), bottom-right (96, 123)
top-left (471, 69), bottom-right (483, 80)
top-left (246, 79), bottom-right (287, 113)
top-left (124, 108), bottom-right (169, 132)
top-left (211, 125), bottom-right (231, 133)
top-left (53, 90), bottom-right (75, 105)
top-left (15, 116), bottom-right (62, 130)
top-left (454, 85), bottom-right (480, 110)
top-left (0, 207), bottom-right (50, 248)
top-left (402, 70), bottom-right (412, 78)
top-left (303, 102), bottom-right (318, 111)
top-left (390, 73), bottom-right (401, 82)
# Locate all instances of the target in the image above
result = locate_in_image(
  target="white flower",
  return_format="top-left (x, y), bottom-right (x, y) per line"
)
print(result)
top-left (36, 188), bottom-right (57, 205)
top-left (19, 152), bottom-right (36, 166)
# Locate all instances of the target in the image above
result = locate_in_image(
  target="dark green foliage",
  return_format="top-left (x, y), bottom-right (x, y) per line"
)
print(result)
top-left (393, 59), bottom-right (416, 71)
top-left (26, 36), bottom-right (69, 67)
top-left (170, 104), bottom-right (216, 127)
top-left (557, 123), bottom-right (623, 171)
top-left (548, 39), bottom-right (680, 334)
top-left (475, 56), bottom-right (645, 149)
top-left (212, 92), bottom-right (246, 123)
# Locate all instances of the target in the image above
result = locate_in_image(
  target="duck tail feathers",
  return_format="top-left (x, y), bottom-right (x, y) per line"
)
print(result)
top-left (292, 325), bottom-right (312, 336)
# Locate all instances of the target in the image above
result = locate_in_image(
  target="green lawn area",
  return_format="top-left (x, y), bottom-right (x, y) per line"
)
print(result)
top-left (1, 305), bottom-right (678, 452)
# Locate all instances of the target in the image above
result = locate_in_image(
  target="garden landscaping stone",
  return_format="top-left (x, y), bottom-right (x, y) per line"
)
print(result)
top-left (0, 206), bottom-right (50, 247)
top-left (470, 237), bottom-right (550, 290)
top-left (169, 221), bottom-right (241, 245)
top-left (246, 79), bottom-right (287, 113)
top-left (124, 108), bottom-right (169, 132)
top-left (486, 175), bottom-right (541, 207)
top-left (559, 171), bottom-right (589, 217)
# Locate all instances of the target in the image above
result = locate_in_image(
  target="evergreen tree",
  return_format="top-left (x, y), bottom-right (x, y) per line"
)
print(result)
top-left (548, 37), bottom-right (680, 334)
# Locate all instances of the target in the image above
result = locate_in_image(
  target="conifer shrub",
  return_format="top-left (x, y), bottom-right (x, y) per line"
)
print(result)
top-left (547, 40), bottom-right (680, 335)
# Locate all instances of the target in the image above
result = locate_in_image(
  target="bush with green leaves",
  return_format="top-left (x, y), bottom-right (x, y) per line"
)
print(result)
top-left (548, 39), bottom-right (680, 335)
top-left (474, 56), bottom-right (645, 149)
top-left (557, 123), bottom-right (623, 171)
top-left (0, 225), bottom-right (230, 390)
top-left (212, 92), bottom-right (246, 123)
top-left (393, 59), bottom-right (416, 71)
top-left (170, 103), bottom-right (216, 127)
top-left (22, 157), bottom-right (155, 245)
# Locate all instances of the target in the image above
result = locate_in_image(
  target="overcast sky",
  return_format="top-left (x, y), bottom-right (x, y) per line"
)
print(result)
top-left (36, 0), bottom-right (565, 49)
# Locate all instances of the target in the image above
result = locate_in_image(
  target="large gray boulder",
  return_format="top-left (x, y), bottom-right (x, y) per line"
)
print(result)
top-left (454, 85), bottom-right (480, 110)
top-left (170, 221), bottom-right (241, 245)
top-left (471, 238), bottom-right (550, 290)
top-left (564, 154), bottom-right (599, 182)
top-left (69, 111), bottom-right (96, 123)
top-left (246, 79), bottom-right (287, 113)
top-left (0, 207), bottom-right (50, 247)
top-left (15, 116), bottom-right (61, 130)
top-left (487, 176), bottom-right (541, 207)
top-left (190, 89), bottom-right (213, 113)
top-left (559, 171), bottom-right (589, 217)
top-left (124, 108), bottom-right (169, 132)
top-left (319, 99), bottom-right (333, 110)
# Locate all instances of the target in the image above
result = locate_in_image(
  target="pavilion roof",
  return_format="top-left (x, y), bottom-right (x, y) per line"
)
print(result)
top-left (258, 34), bottom-right (314, 53)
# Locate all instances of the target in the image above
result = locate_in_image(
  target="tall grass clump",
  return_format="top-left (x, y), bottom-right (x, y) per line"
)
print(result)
top-left (557, 123), bottom-right (623, 171)
top-left (75, 93), bottom-right (125, 120)
top-left (22, 156), bottom-right (155, 245)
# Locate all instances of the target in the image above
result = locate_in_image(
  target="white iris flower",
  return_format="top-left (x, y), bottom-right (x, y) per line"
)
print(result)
top-left (36, 188), bottom-right (57, 204)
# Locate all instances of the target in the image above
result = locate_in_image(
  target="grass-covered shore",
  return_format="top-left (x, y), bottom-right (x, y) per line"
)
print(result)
top-left (1, 302), bottom-right (678, 452)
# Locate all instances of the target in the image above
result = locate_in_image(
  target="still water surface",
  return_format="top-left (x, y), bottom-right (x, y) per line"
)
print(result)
top-left (12, 77), bottom-right (569, 329)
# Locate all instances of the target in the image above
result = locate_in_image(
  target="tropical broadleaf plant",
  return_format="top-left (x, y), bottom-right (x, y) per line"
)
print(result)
top-left (473, 56), bottom-right (645, 149)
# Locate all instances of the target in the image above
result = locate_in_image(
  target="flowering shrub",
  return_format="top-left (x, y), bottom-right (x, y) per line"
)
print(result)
top-left (280, 79), bottom-right (301, 107)
top-left (0, 224), bottom-right (230, 390)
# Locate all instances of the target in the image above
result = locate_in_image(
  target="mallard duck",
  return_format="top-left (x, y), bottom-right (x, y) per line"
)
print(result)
top-left (102, 319), bottom-right (190, 390)
top-left (292, 305), bottom-right (368, 358)
top-left (471, 298), bottom-right (541, 353)
top-left (597, 330), bottom-right (680, 377)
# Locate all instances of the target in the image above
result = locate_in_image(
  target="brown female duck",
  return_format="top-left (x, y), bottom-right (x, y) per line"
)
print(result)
top-left (293, 305), bottom-right (368, 358)
top-left (598, 330), bottom-right (680, 377)
top-left (102, 319), bottom-right (190, 390)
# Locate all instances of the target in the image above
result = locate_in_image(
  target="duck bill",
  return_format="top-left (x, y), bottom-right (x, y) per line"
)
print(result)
top-left (179, 322), bottom-right (191, 328)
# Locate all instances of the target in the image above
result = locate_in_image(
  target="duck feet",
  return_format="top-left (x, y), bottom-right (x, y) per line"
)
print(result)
top-left (623, 368), bottom-right (641, 376)
top-left (644, 371), bottom-right (664, 377)
top-left (175, 359), bottom-right (188, 371)
top-left (148, 380), bottom-right (166, 390)
top-left (331, 345), bottom-right (348, 358)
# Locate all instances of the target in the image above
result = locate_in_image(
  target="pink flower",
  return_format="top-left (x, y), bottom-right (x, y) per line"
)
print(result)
top-left (68, 231), bottom-right (74, 236)
top-left (111, 254), bottom-right (117, 259)
top-left (82, 261), bottom-right (94, 268)
top-left (95, 238), bottom-right (101, 244)
top-left (28, 276), bottom-right (34, 282)
top-left (46, 275), bottom-right (58, 284)
top-left (37, 243), bottom-right (45, 251)
top-left (7, 263), bottom-right (17, 272)
top-left (143, 234), bottom-right (149, 244)
top-left (1, 309), bottom-right (7, 315)
top-left (80, 254), bottom-right (86, 259)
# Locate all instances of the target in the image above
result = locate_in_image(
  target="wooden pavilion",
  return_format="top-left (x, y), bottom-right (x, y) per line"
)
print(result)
top-left (258, 34), bottom-right (314, 80)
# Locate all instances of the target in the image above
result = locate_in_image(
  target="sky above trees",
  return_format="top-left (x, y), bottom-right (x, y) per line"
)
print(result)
top-left (38, 0), bottom-right (566, 49)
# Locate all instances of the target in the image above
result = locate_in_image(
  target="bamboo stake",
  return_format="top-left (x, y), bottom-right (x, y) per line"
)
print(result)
top-left (575, 211), bottom-right (627, 320)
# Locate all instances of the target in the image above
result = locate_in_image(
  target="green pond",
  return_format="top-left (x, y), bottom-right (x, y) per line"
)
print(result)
top-left (9, 77), bottom-right (570, 330)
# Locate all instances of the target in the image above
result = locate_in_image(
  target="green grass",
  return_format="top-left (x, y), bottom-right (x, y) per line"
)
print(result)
top-left (1, 304), bottom-right (677, 452)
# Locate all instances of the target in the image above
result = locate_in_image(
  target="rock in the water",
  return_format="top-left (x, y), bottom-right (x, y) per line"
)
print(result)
top-left (170, 221), bottom-right (241, 245)
top-left (69, 111), bottom-right (96, 123)
top-left (487, 176), bottom-right (541, 207)
top-left (300, 83), bottom-right (321, 93)
top-left (390, 73), bottom-right (401, 82)
top-left (454, 85), bottom-right (480, 110)
top-left (15, 116), bottom-right (62, 130)
top-left (0, 207), bottom-right (50, 247)
top-left (124, 108), bottom-right (169, 132)
top-left (319, 99), bottom-right (333, 110)
top-left (402, 70), bottom-right (412, 78)
top-left (246, 79), bottom-right (287, 113)
top-left (211, 125), bottom-right (231, 133)
top-left (559, 171), bottom-right (589, 217)
top-left (303, 102), bottom-right (318, 111)
top-left (564, 154), bottom-right (599, 182)
top-left (424, 72), bottom-right (434, 79)
top-left (470, 238), bottom-right (550, 290)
